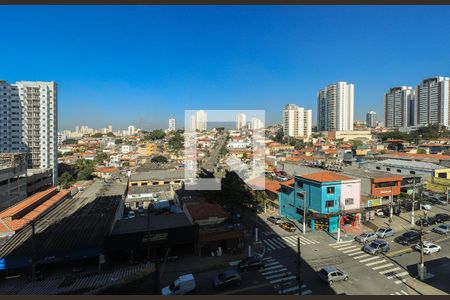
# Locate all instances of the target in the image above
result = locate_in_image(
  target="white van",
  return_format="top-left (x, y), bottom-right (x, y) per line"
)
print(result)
top-left (161, 274), bottom-right (195, 295)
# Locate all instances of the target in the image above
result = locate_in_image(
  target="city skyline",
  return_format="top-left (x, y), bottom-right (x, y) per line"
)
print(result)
top-left (2, 6), bottom-right (450, 130)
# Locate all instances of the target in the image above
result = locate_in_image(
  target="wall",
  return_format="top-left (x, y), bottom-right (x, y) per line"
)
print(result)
top-left (340, 179), bottom-right (361, 211)
top-left (279, 185), bottom-right (300, 221)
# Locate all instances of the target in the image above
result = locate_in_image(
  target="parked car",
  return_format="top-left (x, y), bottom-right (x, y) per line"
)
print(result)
top-left (318, 266), bottom-right (349, 284)
top-left (161, 274), bottom-right (195, 295)
top-left (363, 239), bottom-right (390, 255)
top-left (237, 256), bottom-right (264, 272)
top-left (414, 242), bottom-right (441, 255)
top-left (376, 227), bottom-right (394, 238)
top-left (432, 224), bottom-right (450, 234)
top-left (280, 222), bottom-right (296, 232)
top-left (267, 216), bottom-right (283, 225)
top-left (138, 206), bottom-right (145, 215)
top-left (127, 211), bottom-right (136, 219)
top-left (428, 196), bottom-right (448, 206)
top-left (434, 213), bottom-right (450, 223)
top-left (420, 203), bottom-right (432, 211)
top-left (395, 231), bottom-right (421, 245)
top-left (415, 217), bottom-right (436, 227)
top-left (213, 270), bottom-right (242, 289)
top-left (355, 232), bottom-right (377, 243)
top-left (375, 209), bottom-right (385, 217)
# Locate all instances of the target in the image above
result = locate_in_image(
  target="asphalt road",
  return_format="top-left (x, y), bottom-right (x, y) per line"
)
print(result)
top-left (201, 134), bottom-right (227, 172)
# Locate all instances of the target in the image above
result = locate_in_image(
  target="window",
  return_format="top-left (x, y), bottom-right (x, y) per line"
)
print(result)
top-left (297, 192), bottom-right (304, 199)
top-left (386, 168), bottom-right (391, 171)
top-left (326, 187), bottom-right (335, 194)
top-left (410, 171), bottom-right (416, 175)
top-left (397, 169), bottom-right (401, 173)
top-left (345, 198), bottom-right (354, 205)
top-left (325, 200), bottom-right (334, 208)
top-left (376, 166), bottom-right (381, 170)
top-left (297, 181), bottom-right (304, 188)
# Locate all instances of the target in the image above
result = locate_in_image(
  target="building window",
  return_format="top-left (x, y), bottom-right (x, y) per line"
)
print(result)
top-left (297, 192), bottom-right (304, 199)
top-left (376, 166), bottom-right (381, 170)
top-left (397, 169), bottom-right (401, 173)
top-left (345, 198), bottom-right (354, 205)
top-left (410, 171), bottom-right (416, 175)
top-left (325, 200), bottom-right (334, 208)
top-left (326, 187), bottom-right (335, 194)
top-left (297, 181), bottom-right (304, 188)
top-left (386, 168), bottom-right (391, 171)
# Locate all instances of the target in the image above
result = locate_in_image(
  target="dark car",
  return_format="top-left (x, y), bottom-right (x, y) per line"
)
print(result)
top-left (280, 221), bottom-right (296, 232)
top-left (415, 217), bottom-right (436, 227)
top-left (434, 213), bottom-right (450, 223)
top-left (267, 216), bottom-right (283, 225)
top-left (395, 231), bottom-right (421, 245)
top-left (213, 270), bottom-right (242, 289)
top-left (237, 256), bottom-right (264, 272)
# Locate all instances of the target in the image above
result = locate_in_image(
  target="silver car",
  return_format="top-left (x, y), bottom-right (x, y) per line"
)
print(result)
top-left (363, 239), bottom-right (390, 255)
top-left (376, 227), bottom-right (394, 238)
top-left (318, 266), bottom-right (349, 284)
top-left (432, 224), bottom-right (450, 234)
top-left (355, 232), bottom-right (377, 243)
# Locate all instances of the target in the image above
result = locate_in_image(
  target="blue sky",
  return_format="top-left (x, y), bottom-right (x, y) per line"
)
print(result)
top-left (1, 6), bottom-right (450, 130)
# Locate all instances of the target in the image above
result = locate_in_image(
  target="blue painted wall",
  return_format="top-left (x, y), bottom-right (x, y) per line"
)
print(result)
top-left (279, 185), bottom-right (300, 221)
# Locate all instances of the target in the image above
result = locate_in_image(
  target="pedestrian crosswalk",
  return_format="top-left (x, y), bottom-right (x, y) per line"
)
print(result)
top-left (329, 241), bottom-right (411, 293)
top-left (260, 256), bottom-right (313, 295)
top-left (262, 235), bottom-right (319, 252)
top-left (390, 290), bottom-right (409, 295)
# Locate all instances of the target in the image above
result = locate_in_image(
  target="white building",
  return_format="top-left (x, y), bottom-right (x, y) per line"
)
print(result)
top-left (250, 117), bottom-right (264, 130)
top-left (121, 144), bottom-right (135, 154)
top-left (236, 113), bottom-right (247, 130)
top-left (127, 125), bottom-right (136, 136)
top-left (384, 86), bottom-right (415, 128)
top-left (317, 82), bottom-right (354, 131)
top-left (168, 118), bottom-right (176, 132)
top-left (415, 76), bottom-right (450, 127)
top-left (283, 104), bottom-right (312, 138)
top-left (366, 111), bottom-right (377, 128)
top-left (196, 110), bottom-right (207, 131)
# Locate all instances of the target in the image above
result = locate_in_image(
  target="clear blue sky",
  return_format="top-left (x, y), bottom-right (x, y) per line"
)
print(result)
top-left (2, 6), bottom-right (450, 130)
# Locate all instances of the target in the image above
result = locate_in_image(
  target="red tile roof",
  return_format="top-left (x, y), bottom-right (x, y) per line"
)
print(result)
top-left (187, 202), bottom-right (229, 220)
top-left (300, 171), bottom-right (352, 183)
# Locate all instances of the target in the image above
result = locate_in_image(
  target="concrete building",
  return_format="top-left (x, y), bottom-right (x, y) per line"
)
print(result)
top-left (196, 110), bottom-right (207, 131)
top-left (384, 86), bottom-right (415, 128)
top-left (366, 111), bottom-right (377, 128)
top-left (250, 117), bottom-right (264, 130)
top-left (236, 113), bottom-right (246, 130)
top-left (127, 125), bottom-right (135, 136)
top-left (283, 104), bottom-right (312, 138)
top-left (365, 159), bottom-right (449, 181)
top-left (317, 82), bottom-right (354, 131)
top-left (322, 130), bottom-right (372, 142)
top-left (0, 81), bottom-right (58, 184)
top-left (0, 153), bottom-right (27, 210)
top-left (168, 118), bottom-right (176, 132)
top-left (415, 76), bottom-right (450, 127)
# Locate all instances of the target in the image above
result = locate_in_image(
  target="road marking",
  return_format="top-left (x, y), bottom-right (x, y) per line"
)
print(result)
top-left (365, 259), bottom-right (387, 266)
top-left (262, 256), bottom-right (273, 261)
top-left (272, 238), bottom-right (287, 248)
top-left (261, 265), bottom-right (286, 272)
top-left (270, 275), bottom-right (296, 284)
top-left (336, 245), bottom-right (357, 251)
top-left (302, 289), bottom-right (313, 295)
top-left (394, 279), bottom-right (407, 285)
top-left (359, 256), bottom-right (379, 263)
top-left (264, 261), bottom-right (280, 267)
top-left (386, 247), bottom-right (414, 257)
top-left (266, 272), bottom-right (292, 280)
top-left (352, 253), bottom-right (369, 259)
top-left (387, 271), bottom-right (409, 279)
top-left (329, 240), bottom-right (354, 246)
top-left (395, 292), bottom-right (401, 295)
top-left (372, 263), bottom-right (394, 270)
top-left (279, 286), bottom-right (299, 294)
top-left (400, 290), bottom-right (409, 295)
top-left (261, 268), bottom-right (287, 276)
top-left (343, 248), bottom-right (361, 254)
top-left (379, 267), bottom-right (402, 275)
top-left (263, 239), bottom-right (277, 250)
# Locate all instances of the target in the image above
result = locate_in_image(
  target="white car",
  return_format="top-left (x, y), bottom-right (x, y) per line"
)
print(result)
top-left (420, 203), bottom-right (432, 211)
top-left (414, 241), bottom-right (441, 255)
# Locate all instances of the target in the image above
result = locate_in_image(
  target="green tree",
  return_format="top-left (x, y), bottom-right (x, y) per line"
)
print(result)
top-left (151, 155), bottom-right (168, 163)
top-left (242, 153), bottom-right (248, 159)
top-left (91, 132), bottom-right (103, 138)
top-left (416, 148), bottom-right (427, 154)
top-left (106, 132), bottom-right (116, 137)
top-left (148, 129), bottom-right (166, 140)
top-left (63, 138), bottom-right (78, 145)
top-left (274, 128), bottom-right (284, 143)
top-left (63, 151), bottom-right (74, 156)
top-left (74, 159), bottom-right (95, 181)
top-left (115, 138), bottom-right (123, 145)
top-left (122, 161), bottom-right (130, 167)
top-left (169, 131), bottom-right (184, 157)
top-left (57, 171), bottom-right (74, 189)
top-left (217, 171), bottom-right (253, 209)
top-left (94, 151), bottom-right (109, 164)
top-left (350, 140), bottom-right (364, 147)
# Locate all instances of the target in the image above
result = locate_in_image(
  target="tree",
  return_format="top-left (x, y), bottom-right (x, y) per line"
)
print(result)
top-left (94, 151), bottom-right (109, 164)
top-left (115, 138), bottom-right (123, 145)
top-left (216, 171), bottom-right (253, 209)
top-left (91, 132), bottom-right (103, 138)
top-left (169, 131), bottom-right (184, 157)
top-left (63, 151), bottom-right (74, 156)
top-left (242, 153), bottom-right (248, 159)
top-left (350, 140), bottom-right (364, 147)
top-left (57, 171), bottom-right (74, 189)
top-left (147, 129), bottom-right (166, 140)
top-left (416, 148), bottom-right (427, 154)
top-left (63, 138), bottom-right (78, 145)
top-left (74, 159), bottom-right (95, 181)
top-left (274, 128), bottom-right (284, 143)
top-left (151, 155), bottom-right (168, 163)
top-left (106, 132), bottom-right (116, 137)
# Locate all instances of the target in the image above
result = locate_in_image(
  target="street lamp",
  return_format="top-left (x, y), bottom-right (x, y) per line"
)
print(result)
top-left (411, 176), bottom-right (416, 225)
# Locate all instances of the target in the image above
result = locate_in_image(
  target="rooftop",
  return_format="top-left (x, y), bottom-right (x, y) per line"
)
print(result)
top-left (187, 202), bottom-right (229, 221)
top-left (376, 159), bottom-right (444, 171)
top-left (298, 171), bottom-right (352, 183)
top-left (130, 169), bottom-right (185, 181)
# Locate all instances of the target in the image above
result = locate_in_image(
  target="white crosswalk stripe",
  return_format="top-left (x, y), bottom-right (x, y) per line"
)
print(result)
top-left (352, 253), bottom-right (369, 259)
top-left (263, 257), bottom-right (273, 261)
top-left (266, 272), bottom-right (291, 280)
top-left (372, 263), bottom-right (394, 270)
top-left (379, 267), bottom-right (402, 275)
top-left (302, 289), bottom-right (313, 295)
top-left (394, 279), bottom-right (407, 285)
top-left (263, 235), bottom-right (319, 252)
top-left (343, 248), bottom-right (361, 254)
top-left (261, 268), bottom-right (287, 276)
top-left (263, 239), bottom-right (278, 250)
top-left (359, 256), bottom-right (379, 263)
top-left (365, 259), bottom-right (387, 266)
top-left (400, 290), bottom-right (409, 295)
top-left (329, 240), bottom-right (354, 246)
top-left (386, 271), bottom-right (409, 280)
top-left (270, 275), bottom-right (296, 284)
top-left (280, 286), bottom-right (299, 294)
top-left (395, 292), bottom-right (401, 295)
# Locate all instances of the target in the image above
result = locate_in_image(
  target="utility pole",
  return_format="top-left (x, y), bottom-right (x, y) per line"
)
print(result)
top-left (297, 237), bottom-right (303, 291)
top-left (302, 191), bottom-right (307, 235)
top-left (389, 186), bottom-right (393, 225)
top-left (337, 207), bottom-right (342, 243)
top-left (411, 176), bottom-right (416, 225)
top-left (31, 220), bottom-right (36, 281)
top-left (418, 210), bottom-right (426, 281)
